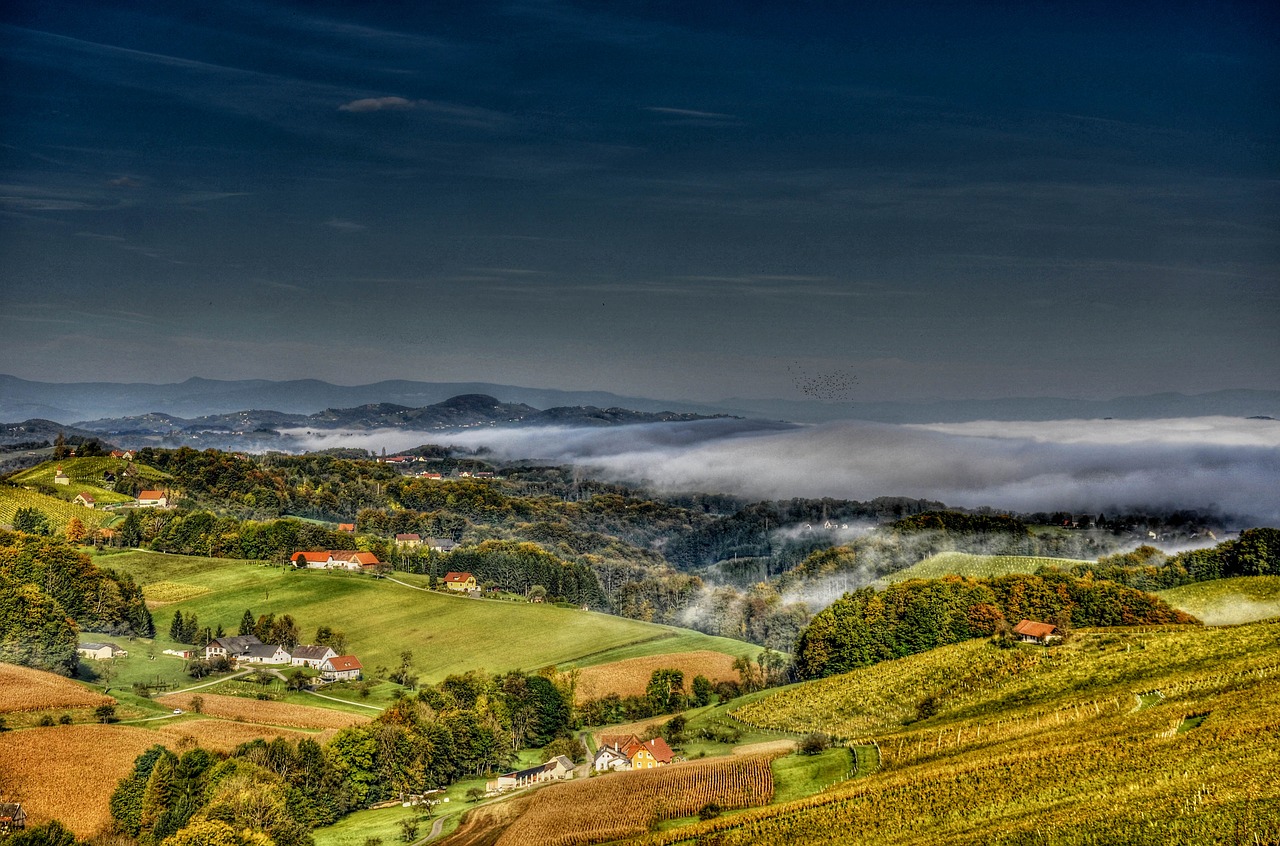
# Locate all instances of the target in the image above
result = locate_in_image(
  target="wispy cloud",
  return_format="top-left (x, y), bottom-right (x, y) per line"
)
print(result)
top-left (644, 106), bottom-right (735, 120)
top-left (325, 218), bottom-right (366, 232)
top-left (338, 96), bottom-right (415, 113)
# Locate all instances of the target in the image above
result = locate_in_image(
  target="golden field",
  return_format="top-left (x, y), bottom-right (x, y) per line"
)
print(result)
top-left (0, 662), bottom-right (115, 713)
top-left (575, 650), bottom-right (739, 702)
top-left (0, 724), bottom-right (168, 836)
top-left (154, 717), bottom-right (339, 751)
top-left (157, 691), bottom-right (371, 729)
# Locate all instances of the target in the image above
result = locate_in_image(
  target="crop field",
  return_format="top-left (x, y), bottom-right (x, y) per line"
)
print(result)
top-left (157, 691), bottom-right (371, 729)
top-left (0, 662), bottom-right (115, 713)
top-left (880, 551), bottom-right (1093, 584)
top-left (574, 650), bottom-right (741, 702)
top-left (494, 753), bottom-right (779, 846)
top-left (1158, 575), bottom-right (1280, 625)
top-left (630, 620), bottom-right (1280, 845)
top-left (155, 717), bottom-right (337, 751)
top-left (91, 550), bottom-right (755, 682)
top-left (0, 724), bottom-right (170, 837)
top-left (0, 485), bottom-right (116, 531)
top-left (141, 580), bottom-right (214, 604)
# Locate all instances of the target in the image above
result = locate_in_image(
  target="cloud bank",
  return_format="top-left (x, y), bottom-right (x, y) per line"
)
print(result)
top-left (286, 416), bottom-right (1280, 524)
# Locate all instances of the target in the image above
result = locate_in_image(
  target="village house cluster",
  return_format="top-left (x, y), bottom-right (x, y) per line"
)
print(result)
top-left (204, 634), bottom-right (362, 682)
top-left (592, 734), bottom-right (675, 772)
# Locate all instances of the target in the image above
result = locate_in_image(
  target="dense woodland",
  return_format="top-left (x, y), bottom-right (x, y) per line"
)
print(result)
top-left (793, 572), bottom-right (1199, 679)
top-left (0, 530), bottom-right (153, 674)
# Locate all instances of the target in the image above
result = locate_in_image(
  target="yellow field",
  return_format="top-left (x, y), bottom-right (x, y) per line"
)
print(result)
top-left (575, 650), bottom-right (740, 703)
top-left (0, 486), bottom-right (116, 532)
top-left (0, 724), bottom-right (169, 836)
top-left (0, 662), bottom-right (115, 713)
top-left (142, 581), bottom-right (213, 604)
top-left (495, 753), bottom-right (778, 846)
top-left (157, 691), bottom-right (371, 729)
top-left (155, 717), bottom-right (338, 751)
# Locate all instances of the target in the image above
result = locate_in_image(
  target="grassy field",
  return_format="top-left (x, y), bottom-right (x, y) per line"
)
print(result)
top-left (626, 621), bottom-right (1280, 845)
top-left (86, 549), bottom-right (762, 685)
top-left (879, 551), bottom-right (1095, 584)
top-left (574, 651), bottom-right (743, 702)
top-left (1158, 575), bottom-right (1280, 625)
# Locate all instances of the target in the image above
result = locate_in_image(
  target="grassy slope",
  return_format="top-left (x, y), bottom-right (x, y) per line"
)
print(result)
top-left (880, 550), bottom-right (1094, 584)
top-left (631, 622), bottom-right (1280, 845)
top-left (1158, 575), bottom-right (1280, 625)
top-left (88, 549), bottom-right (759, 683)
top-left (9, 456), bottom-right (168, 503)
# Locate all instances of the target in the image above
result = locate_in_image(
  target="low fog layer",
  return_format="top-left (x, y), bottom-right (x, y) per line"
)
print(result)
top-left (288, 416), bottom-right (1280, 524)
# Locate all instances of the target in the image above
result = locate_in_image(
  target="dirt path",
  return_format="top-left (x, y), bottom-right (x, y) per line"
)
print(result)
top-left (167, 669), bottom-right (251, 695)
top-left (732, 738), bottom-right (797, 756)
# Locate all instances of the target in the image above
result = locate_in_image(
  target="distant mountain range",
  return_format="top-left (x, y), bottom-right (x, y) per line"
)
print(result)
top-left (0, 394), bottom-right (728, 451)
top-left (2, 374), bottom-right (1278, 426)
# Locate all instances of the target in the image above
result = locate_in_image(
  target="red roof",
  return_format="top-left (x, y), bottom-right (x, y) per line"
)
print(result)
top-left (444, 571), bottom-right (474, 583)
top-left (293, 551), bottom-right (331, 564)
top-left (1013, 619), bottom-right (1059, 639)
top-left (76, 492), bottom-right (95, 502)
top-left (138, 490), bottom-right (165, 500)
top-left (395, 533), bottom-right (421, 541)
top-left (643, 737), bottom-right (674, 764)
top-left (337, 523), bottom-right (355, 532)
top-left (325, 655), bottom-right (362, 671)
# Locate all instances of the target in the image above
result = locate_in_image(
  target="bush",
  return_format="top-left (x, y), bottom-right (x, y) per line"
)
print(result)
top-left (698, 803), bottom-right (723, 820)
top-left (37, 714), bottom-right (56, 727)
top-left (799, 732), bottom-right (832, 755)
top-left (58, 714), bottom-right (73, 725)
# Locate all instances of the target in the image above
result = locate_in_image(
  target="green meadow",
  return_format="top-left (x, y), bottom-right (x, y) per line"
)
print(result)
top-left (880, 550), bottom-right (1094, 584)
top-left (88, 549), bottom-right (759, 683)
top-left (1158, 575), bottom-right (1280, 625)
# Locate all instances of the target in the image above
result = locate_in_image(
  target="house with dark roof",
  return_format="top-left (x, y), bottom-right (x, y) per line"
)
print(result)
top-left (487, 755), bottom-right (576, 792)
top-left (205, 634), bottom-right (263, 661)
top-left (242, 643), bottom-right (292, 664)
top-left (1012, 619), bottom-right (1061, 645)
top-left (0, 803), bottom-right (26, 833)
top-left (427, 537), bottom-right (458, 552)
top-left (290, 644), bottom-right (338, 668)
top-left (77, 642), bottom-right (127, 660)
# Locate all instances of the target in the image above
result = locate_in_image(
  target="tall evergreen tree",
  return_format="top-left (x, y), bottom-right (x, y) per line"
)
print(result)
top-left (238, 609), bottom-right (255, 636)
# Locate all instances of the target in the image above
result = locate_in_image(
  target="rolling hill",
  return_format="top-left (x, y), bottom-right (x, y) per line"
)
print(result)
top-left (879, 550), bottom-right (1095, 584)
top-left (1157, 576), bottom-right (1280, 625)
top-left (89, 550), bottom-right (761, 682)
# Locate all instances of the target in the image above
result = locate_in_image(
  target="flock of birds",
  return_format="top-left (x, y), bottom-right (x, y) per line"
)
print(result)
top-left (788, 362), bottom-right (860, 401)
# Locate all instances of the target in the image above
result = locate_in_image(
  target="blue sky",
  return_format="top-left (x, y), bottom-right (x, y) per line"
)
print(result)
top-left (1, 1), bottom-right (1277, 402)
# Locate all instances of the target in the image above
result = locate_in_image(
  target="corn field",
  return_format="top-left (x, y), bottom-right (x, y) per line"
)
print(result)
top-left (0, 662), bottom-right (115, 713)
top-left (495, 753), bottom-right (779, 846)
top-left (158, 691), bottom-right (371, 729)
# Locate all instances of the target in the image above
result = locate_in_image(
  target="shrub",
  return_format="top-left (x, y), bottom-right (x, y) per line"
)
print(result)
top-left (799, 732), bottom-right (832, 755)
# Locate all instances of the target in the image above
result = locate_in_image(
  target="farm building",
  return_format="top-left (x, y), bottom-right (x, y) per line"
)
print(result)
top-left (205, 634), bottom-right (264, 661)
top-left (320, 655), bottom-right (363, 682)
top-left (395, 533), bottom-right (422, 547)
top-left (291, 550), bottom-right (381, 570)
top-left (74, 492), bottom-right (96, 508)
top-left (0, 803), bottom-right (25, 833)
top-left (488, 756), bottom-right (576, 792)
top-left (136, 490), bottom-right (169, 508)
top-left (110, 450), bottom-right (135, 460)
top-left (290, 644), bottom-right (338, 668)
top-left (593, 745), bottom-right (631, 772)
top-left (241, 643), bottom-right (292, 664)
top-left (598, 734), bottom-right (674, 770)
top-left (1013, 619), bottom-right (1062, 645)
top-left (427, 537), bottom-right (457, 552)
top-left (77, 642), bottom-right (127, 660)
top-left (443, 571), bottom-right (477, 592)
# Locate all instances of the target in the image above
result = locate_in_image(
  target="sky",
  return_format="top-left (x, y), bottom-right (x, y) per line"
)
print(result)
top-left (2, 1), bottom-right (1277, 403)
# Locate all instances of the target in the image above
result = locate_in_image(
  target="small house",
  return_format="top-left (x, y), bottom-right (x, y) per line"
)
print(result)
top-left (395, 533), bottom-right (422, 548)
top-left (74, 492), bottom-right (97, 508)
top-left (136, 490), bottom-right (169, 508)
top-left (242, 643), bottom-right (292, 664)
top-left (320, 655), bottom-right (363, 682)
top-left (0, 803), bottom-right (26, 833)
top-left (290, 550), bottom-right (381, 570)
top-left (336, 523), bottom-right (356, 532)
top-left (77, 642), bottom-right (127, 660)
top-left (53, 467), bottom-right (70, 485)
top-left (1012, 619), bottom-right (1061, 645)
top-left (487, 756), bottom-right (576, 793)
top-left (598, 734), bottom-right (672, 770)
top-left (206, 634), bottom-right (264, 661)
top-left (427, 538), bottom-right (457, 553)
top-left (593, 745), bottom-right (631, 772)
top-left (443, 571), bottom-right (477, 592)
top-left (290, 644), bottom-right (338, 669)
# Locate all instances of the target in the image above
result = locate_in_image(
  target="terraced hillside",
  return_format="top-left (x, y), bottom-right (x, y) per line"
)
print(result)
top-left (629, 621), bottom-right (1280, 845)
top-left (880, 550), bottom-right (1094, 584)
